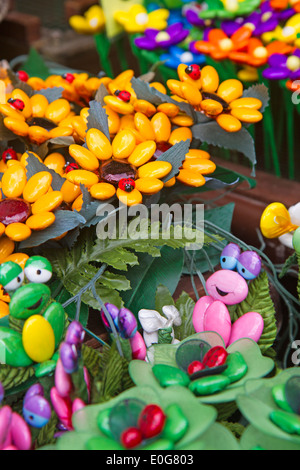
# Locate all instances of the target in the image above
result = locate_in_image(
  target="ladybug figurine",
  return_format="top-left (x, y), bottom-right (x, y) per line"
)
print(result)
top-left (62, 73), bottom-right (75, 84)
top-left (2, 148), bottom-right (18, 164)
top-left (185, 64), bottom-right (201, 81)
top-left (118, 178), bottom-right (135, 193)
top-left (16, 71), bottom-right (29, 82)
top-left (114, 90), bottom-right (131, 103)
top-left (8, 98), bottom-right (25, 112)
top-left (64, 162), bottom-right (80, 173)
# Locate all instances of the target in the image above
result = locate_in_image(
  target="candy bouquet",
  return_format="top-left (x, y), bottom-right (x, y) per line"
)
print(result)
top-left (68, 1), bottom-right (300, 180)
top-left (0, 0), bottom-right (299, 452)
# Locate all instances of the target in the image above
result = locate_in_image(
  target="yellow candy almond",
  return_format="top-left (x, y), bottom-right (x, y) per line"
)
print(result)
top-left (135, 178), bottom-right (164, 195)
top-left (134, 113), bottom-right (156, 141)
top-left (61, 180), bottom-right (82, 204)
top-left (0, 300), bottom-right (9, 318)
top-left (200, 99), bottom-right (223, 116)
top-left (0, 237), bottom-right (15, 263)
top-left (90, 183), bottom-right (116, 200)
top-left (2, 164), bottom-right (27, 198)
top-left (157, 103), bottom-right (179, 118)
top-left (230, 97), bottom-right (262, 110)
top-left (169, 127), bottom-right (192, 146)
top-left (11, 89), bottom-right (32, 119)
top-left (186, 149), bottom-right (211, 160)
top-left (128, 141), bottom-right (156, 167)
top-left (30, 94), bottom-right (49, 117)
top-left (176, 169), bottom-right (206, 187)
top-left (112, 129), bottom-right (136, 159)
top-left (5, 223), bottom-right (32, 242)
top-left (23, 315), bottom-right (55, 363)
top-left (3, 253), bottom-right (29, 269)
top-left (66, 169), bottom-right (99, 187)
top-left (31, 191), bottom-right (63, 214)
top-left (45, 99), bottom-right (71, 124)
top-left (182, 158), bottom-right (216, 174)
top-left (44, 153), bottom-right (66, 175)
top-left (217, 79), bottom-right (243, 104)
top-left (86, 128), bottom-right (113, 161)
top-left (4, 117), bottom-right (29, 137)
top-left (170, 114), bottom-right (194, 127)
top-left (200, 66), bottom-right (220, 93)
top-left (138, 161), bottom-right (172, 179)
top-left (230, 108), bottom-right (263, 123)
top-left (116, 188), bottom-right (143, 207)
top-left (69, 144), bottom-right (100, 171)
top-left (181, 83), bottom-right (202, 107)
top-left (23, 171), bottom-right (53, 203)
top-left (216, 114), bottom-right (242, 132)
top-left (151, 112), bottom-right (172, 142)
top-left (28, 126), bottom-right (49, 144)
top-left (26, 212), bottom-right (56, 231)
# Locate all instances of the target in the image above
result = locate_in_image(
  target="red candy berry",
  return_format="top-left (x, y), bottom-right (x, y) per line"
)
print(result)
top-left (8, 98), bottom-right (25, 111)
top-left (62, 73), bottom-right (75, 84)
top-left (115, 90), bottom-right (131, 103)
top-left (138, 404), bottom-right (166, 439)
top-left (64, 162), bottom-right (80, 173)
top-left (202, 346), bottom-right (228, 369)
top-left (17, 71), bottom-right (29, 82)
top-left (2, 148), bottom-right (18, 164)
top-left (121, 427), bottom-right (143, 449)
top-left (187, 360), bottom-right (205, 376)
top-left (185, 64), bottom-right (201, 81)
top-left (118, 178), bottom-right (135, 193)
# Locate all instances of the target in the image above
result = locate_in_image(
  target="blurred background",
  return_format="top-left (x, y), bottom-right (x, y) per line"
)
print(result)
top-left (0, 0), bottom-right (107, 74)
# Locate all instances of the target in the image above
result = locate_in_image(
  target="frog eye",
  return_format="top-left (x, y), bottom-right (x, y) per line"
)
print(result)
top-left (24, 256), bottom-right (53, 284)
top-left (220, 243), bottom-right (241, 270)
top-left (0, 261), bottom-right (24, 292)
top-left (237, 251), bottom-right (262, 280)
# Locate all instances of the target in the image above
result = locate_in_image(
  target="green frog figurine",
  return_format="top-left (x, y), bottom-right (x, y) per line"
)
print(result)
top-left (0, 256), bottom-right (66, 377)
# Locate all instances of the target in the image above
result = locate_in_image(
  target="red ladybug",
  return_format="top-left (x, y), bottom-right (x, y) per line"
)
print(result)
top-left (118, 178), bottom-right (135, 193)
top-left (187, 360), bottom-right (205, 376)
top-left (2, 148), bottom-right (18, 164)
top-left (202, 346), bottom-right (228, 368)
top-left (17, 70), bottom-right (29, 82)
top-left (8, 98), bottom-right (25, 111)
top-left (62, 73), bottom-right (75, 84)
top-left (121, 427), bottom-right (143, 449)
top-left (185, 64), bottom-right (201, 81)
top-left (115, 90), bottom-right (131, 103)
top-left (64, 162), bottom-right (80, 173)
top-left (138, 404), bottom-right (166, 439)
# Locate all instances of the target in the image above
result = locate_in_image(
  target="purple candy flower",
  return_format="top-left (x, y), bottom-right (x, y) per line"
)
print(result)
top-left (134, 22), bottom-right (189, 51)
top-left (66, 321), bottom-right (85, 346)
top-left (263, 50), bottom-right (300, 81)
top-left (222, 1), bottom-right (295, 38)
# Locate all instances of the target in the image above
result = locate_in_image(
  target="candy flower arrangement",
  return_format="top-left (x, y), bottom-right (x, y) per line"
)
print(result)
top-left (1, 0), bottom-right (300, 453)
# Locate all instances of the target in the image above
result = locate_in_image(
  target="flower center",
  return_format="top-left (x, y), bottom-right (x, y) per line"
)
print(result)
top-left (89, 18), bottom-right (99, 28)
top-left (253, 46), bottom-right (268, 59)
top-left (219, 38), bottom-right (234, 52)
top-left (244, 22), bottom-right (256, 31)
top-left (136, 13), bottom-right (149, 26)
top-left (262, 12), bottom-right (272, 23)
top-left (282, 26), bottom-right (295, 38)
top-left (287, 55), bottom-right (300, 71)
top-left (224, 0), bottom-right (239, 12)
top-left (180, 51), bottom-right (194, 63)
top-left (156, 31), bottom-right (171, 43)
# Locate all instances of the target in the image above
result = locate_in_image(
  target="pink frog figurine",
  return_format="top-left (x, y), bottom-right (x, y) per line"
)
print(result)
top-left (193, 243), bottom-right (264, 347)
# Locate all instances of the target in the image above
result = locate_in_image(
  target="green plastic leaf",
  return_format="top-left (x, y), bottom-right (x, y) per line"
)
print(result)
top-left (173, 292), bottom-right (196, 341)
top-left (121, 246), bottom-right (184, 314)
top-left (237, 368), bottom-right (300, 449)
top-left (34, 87), bottom-right (64, 103)
top-left (232, 272), bottom-right (277, 353)
top-left (0, 363), bottom-right (35, 391)
top-left (22, 48), bottom-right (50, 80)
top-left (155, 284), bottom-right (175, 316)
top-left (191, 123), bottom-right (257, 173)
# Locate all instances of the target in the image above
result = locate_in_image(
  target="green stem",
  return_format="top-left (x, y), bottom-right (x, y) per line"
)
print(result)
top-left (94, 33), bottom-right (114, 77)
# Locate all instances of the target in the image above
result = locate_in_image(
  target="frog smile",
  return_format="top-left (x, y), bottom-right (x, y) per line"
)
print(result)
top-left (28, 297), bottom-right (43, 310)
top-left (216, 286), bottom-right (231, 297)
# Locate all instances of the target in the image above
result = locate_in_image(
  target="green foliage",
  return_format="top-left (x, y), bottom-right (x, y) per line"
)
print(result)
top-left (0, 364), bottom-right (35, 391)
top-left (232, 272), bottom-right (277, 354)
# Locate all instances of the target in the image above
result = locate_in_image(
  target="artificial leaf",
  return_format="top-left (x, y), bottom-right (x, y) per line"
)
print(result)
top-left (22, 48), bottom-right (50, 80)
top-left (131, 76), bottom-right (197, 119)
top-left (242, 83), bottom-right (270, 114)
top-left (37, 136), bottom-right (75, 160)
top-left (192, 123), bottom-right (257, 173)
top-left (0, 364), bottom-right (35, 391)
top-left (87, 100), bottom-right (110, 139)
top-left (121, 246), bottom-right (185, 314)
top-left (95, 83), bottom-right (109, 106)
top-left (19, 210), bottom-right (86, 249)
top-left (25, 153), bottom-right (66, 190)
top-left (232, 272), bottom-right (277, 353)
top-left (156, 139), bottom-right (191, 182)
top-left (34, 87), bottom-right (64, 103)
top-left (174, 291), bottom-right (196, 341)
top-left (155, 284), bottom-right (175, 315)
top-left (279, 252), bottom-right (298, 279)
